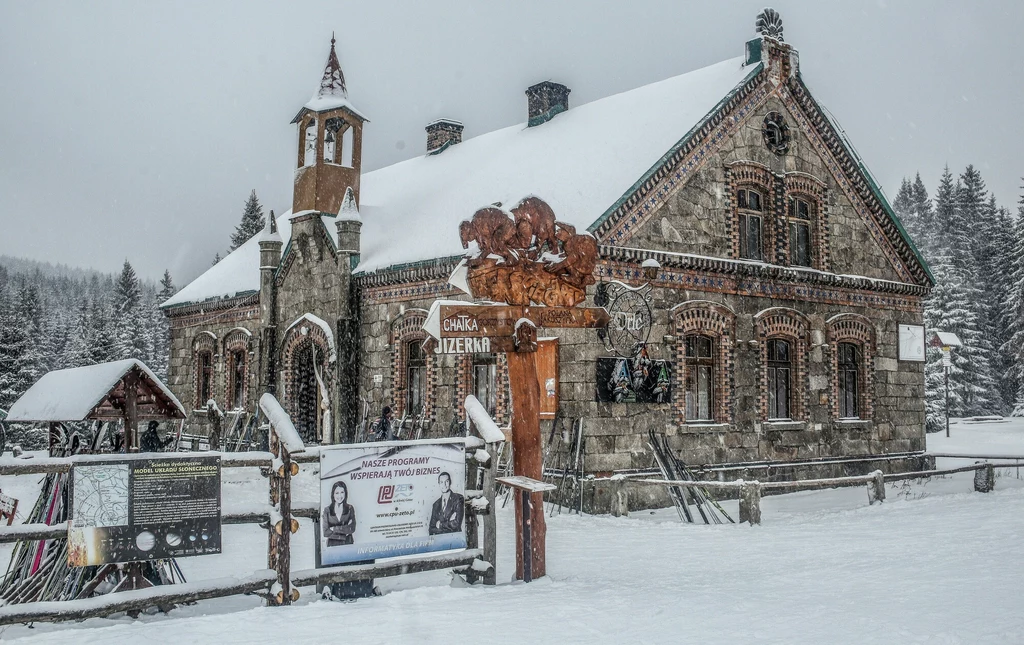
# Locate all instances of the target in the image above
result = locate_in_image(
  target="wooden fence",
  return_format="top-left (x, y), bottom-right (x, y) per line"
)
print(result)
top-left (0, 394), bottom-right (500, 626)
top-left (621, 459), bottom-right (1016, 525)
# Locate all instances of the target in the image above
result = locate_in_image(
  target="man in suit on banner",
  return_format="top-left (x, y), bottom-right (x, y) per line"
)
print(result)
top-left (428, 471), bottom-right (464, 535)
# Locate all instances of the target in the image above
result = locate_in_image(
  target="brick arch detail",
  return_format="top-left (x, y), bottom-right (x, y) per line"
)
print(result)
top-left (724, 162), bottom-right (779, 262)
top-left (783, 173), bottom-right (831, 272)
top-left (754, 308), bottom-right (811, 421)
top-left (280, 319), bottom-right (333, 421)
top-left (390, 309), bottom-right (435, 420)
top-left (825, 314), bottom-right (876, 420)
top-left (672, 301), bottom-right (736, 424)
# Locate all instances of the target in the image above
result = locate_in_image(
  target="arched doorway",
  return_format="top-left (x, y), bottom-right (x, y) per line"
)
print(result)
top-left (282, 317), bottom-right (334, 445)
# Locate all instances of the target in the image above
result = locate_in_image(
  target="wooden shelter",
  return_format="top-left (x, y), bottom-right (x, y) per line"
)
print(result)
top-left (4, 359), bottom-right (186, 454)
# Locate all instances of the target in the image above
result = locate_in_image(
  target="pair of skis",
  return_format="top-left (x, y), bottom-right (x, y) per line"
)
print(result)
top-left (647, 429), bottom-right (734, 524)
top-left (550, 418), bottom-right (586, 516)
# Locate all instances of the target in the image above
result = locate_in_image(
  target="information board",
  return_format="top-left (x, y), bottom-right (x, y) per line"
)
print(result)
top-left (68, 455), bottom-right (221, 566)
top-left (319, 438), bottom-right (466, 566)
top-left (899, 324), bottom-right (926, 362)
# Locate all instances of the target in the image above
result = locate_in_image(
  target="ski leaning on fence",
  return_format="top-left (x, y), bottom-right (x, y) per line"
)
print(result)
top-left (647, 429), bottom-right (734, 525)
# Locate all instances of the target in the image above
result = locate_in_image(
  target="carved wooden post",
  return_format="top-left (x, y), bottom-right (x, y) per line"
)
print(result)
top-left (276, 442), bottom-right (294, 605)
top-left (738, 481), bottom-right (761, 525)
top-left (506, 350), bottom-right (546, 580)
top-left (867, 470), bottom-right (886, 505)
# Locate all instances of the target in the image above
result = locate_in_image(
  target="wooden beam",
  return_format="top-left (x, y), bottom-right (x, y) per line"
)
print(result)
top-left (291, 549), bottom-right (483, 587)
top-left (0, 571), bottom-right (277, 626)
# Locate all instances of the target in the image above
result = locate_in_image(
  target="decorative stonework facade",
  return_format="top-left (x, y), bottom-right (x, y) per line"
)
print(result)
top-left (163, 25), bottom-right (932, 502)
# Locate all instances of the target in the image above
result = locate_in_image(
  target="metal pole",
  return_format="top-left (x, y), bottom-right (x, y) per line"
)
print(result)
top-left (944, 364), bottom-right (950, 438)
top-left (521, 489), bottom-right (532, 583)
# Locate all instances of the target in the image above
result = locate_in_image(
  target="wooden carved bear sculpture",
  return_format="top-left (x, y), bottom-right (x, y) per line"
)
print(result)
top-left (511, 196), bottom-right (560, 258)
top-left (460, 197), bottom-right (599, 307)
top-left (460, 207), bottom-right (518, 265)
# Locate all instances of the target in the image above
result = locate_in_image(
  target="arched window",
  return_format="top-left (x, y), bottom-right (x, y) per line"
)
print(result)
top-left (302, 119), bottom-right (317, 167)
top-left (766, 339), bottom-right (792, 420)
top-left (827, 314), bottom-right (875, 421)
top-left (472, 354), bottom-right (498, 418)
top-left (838, 342), bottom-right (859, 418)
top-left (407, 340), bottom-right (427, 416)
top-left (737, 187), bottom-right (765, 261)
top-left (684, 335), bottom-right (715, 421)
top-left (197, 351), bottom-right (213, 406)
top-left (787, 196), bottom-right (813, 267)
top-left (323, 118), bottom-right (342, 164)
top-left (228, 349), bottom-right (246, 410)
top-left (672, 301), bottom-right (736, 425)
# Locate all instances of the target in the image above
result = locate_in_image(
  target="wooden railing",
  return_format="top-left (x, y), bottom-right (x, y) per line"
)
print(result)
top-left (0, 393), bottom-right (499, 625)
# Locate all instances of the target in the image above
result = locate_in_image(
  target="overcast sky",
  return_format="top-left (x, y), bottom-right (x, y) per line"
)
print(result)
top-left (1, 1), bottom-right (1022, 283)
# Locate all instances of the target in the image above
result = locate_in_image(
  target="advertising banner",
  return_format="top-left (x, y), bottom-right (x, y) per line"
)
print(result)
top-left (319, 438), bottom-right (467, 566)
top-left (67, 455), bottom-right (221, 566)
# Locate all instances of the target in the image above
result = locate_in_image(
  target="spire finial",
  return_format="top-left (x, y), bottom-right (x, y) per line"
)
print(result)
top-left (317, 35), bottom-right (348, 99)
top-left (755, 8), bottom-right (784, 42)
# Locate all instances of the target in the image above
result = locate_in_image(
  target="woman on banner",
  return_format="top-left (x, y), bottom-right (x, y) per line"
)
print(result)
top-left (323, 480), bottom-right (356, 546)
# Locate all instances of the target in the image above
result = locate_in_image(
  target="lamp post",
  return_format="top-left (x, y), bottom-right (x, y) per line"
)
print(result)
top-left (929, 331), bottom-right (963, 438)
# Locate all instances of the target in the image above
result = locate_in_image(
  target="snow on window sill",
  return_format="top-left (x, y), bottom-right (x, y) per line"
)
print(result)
top-left (681, 421), bottom-right (730, 432)
top-left (834, 418), bottom-right (872, 428)
top-left (763, 420), bottom-right (806, 431)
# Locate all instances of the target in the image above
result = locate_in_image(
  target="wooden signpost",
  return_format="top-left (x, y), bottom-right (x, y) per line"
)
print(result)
top-left (424, 196), bottom-right (608, 581)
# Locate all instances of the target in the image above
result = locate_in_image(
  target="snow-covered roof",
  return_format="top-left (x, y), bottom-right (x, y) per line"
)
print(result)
top-left (163, 210), bottom-right (343, 308)
top-left (165, 55), bottom-right (757, 308)
top-left (4, 359), bottom-right (185, 422)
top-left (355, 56), bottom-right (755, 273)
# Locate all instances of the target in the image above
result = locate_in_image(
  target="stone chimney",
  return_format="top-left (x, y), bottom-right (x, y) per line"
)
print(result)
top-left (526, 81), bottom-right (570, 127)
top-left (425, 119), bottom-right (463, 154)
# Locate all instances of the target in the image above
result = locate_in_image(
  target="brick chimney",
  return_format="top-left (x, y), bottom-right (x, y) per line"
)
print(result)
top-left (526, 81), bottom-right (570, 127)
top-left (426, 119), bottom-right (463, 154)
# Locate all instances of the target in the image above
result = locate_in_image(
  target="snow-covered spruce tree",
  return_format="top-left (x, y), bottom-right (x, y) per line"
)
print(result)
top-left (893, 177), bottom-right (916, 240)
top-left (212, 252), bottom-right (221, 266)
top-left (15, 285), bottom-right (46, 387)
top-left (230, 189), bottom-right (266, 251)
top-left (911, 173), bottom-right (934, 257)
top-left (112, 260), bottom-right (149, 362)
top-left (1003, 184), bottom-right (1024, 416)
top-left (149, 270), bottom-right (176, 379)
top-left (924, 253), bottom-right (980, 424)
top-left (62, 298), bottom-right (94, 368)
top-left (955, 166), bottom-right (1002, 414)
top-left (89, 296), bottom-right (116, 364)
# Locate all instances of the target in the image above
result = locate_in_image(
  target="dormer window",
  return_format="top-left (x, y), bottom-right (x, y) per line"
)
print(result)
top-left (737, 187), bottom-right (764, 261)
top-left (788, 197), bottom-right (813, 267)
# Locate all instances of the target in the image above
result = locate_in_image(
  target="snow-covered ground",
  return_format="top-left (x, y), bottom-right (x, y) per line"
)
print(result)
top-left (2, 419), bottom-right (1024, 644)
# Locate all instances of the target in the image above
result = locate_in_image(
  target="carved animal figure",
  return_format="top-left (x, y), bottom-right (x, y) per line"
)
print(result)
top-left (459, 207), bottom-right (518, 264)
top-left (546, 233), bottom-right (598, 289)
top-left (511, 196), bottom-right (560, 257)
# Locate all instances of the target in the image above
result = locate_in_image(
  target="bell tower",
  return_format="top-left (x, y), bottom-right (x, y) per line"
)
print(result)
top-left (290, 35), bottom-right (368, 214)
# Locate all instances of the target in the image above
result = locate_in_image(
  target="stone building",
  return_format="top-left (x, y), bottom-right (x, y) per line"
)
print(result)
top-left (162, 14), bottom-right (932, 491)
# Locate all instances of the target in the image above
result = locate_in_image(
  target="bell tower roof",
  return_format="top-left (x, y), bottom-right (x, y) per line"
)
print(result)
top-left (291, 35), bottom-right (368, 124)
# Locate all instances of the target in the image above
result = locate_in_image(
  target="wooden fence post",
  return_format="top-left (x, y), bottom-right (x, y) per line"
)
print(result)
top-left (867, 470), bottom-right (886, 505)
top-left (482, 441), bottom-right (498, 586)
top-left (738, 481), bottom-right (761, 525)
top-left (974, 462), bottom-right (995, 493)
top-left (609, 475), bottom-right (629, 518)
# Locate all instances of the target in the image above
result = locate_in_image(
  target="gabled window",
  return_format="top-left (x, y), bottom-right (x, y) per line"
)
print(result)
top-left (766, 339), bottom-right (791, 420)
top-left (838, 342), bottom-right (860, 419)
top-left (684, 335), bottom-right (715, 422)
top-left (737, 188), bottom-right (764, 261)
top-left (788, 197), bottom-right (813, 267)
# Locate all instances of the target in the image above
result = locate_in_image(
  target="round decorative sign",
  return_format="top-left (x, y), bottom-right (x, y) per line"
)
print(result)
top-left (762, 111), bottom-right (790, 155)
top-left (601, 283), bottom-right (653, 357)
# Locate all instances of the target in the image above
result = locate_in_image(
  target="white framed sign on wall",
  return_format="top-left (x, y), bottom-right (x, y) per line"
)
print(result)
top-left (898, 324), bottom-right (926, 362)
